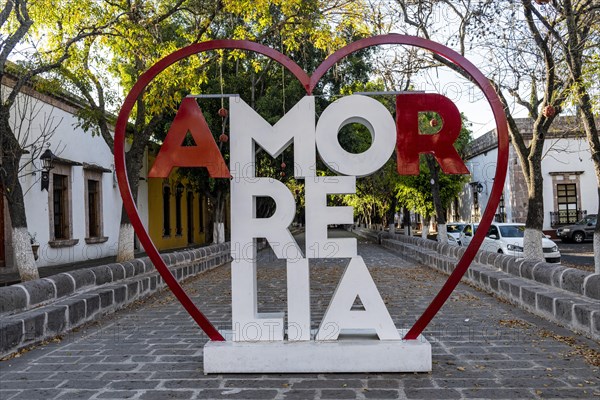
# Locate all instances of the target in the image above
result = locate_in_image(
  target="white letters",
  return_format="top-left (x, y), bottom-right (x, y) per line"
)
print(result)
top-left (229, 95), bottom-right (400, 343)
top-left (305, 176), bottom-right (357, 258)
top-left (230, 96), bottom-right (316, 179)
top-left (315, 95), bottom-right (397, 177)
top-left (316, 257), bottom-right (401, 341)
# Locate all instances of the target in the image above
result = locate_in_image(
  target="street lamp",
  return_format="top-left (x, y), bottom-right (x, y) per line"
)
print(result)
top-left (40, 149), bottom-right (55, 191)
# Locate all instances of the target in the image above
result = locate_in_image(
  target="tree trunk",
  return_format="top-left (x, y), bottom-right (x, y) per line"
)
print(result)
top-left (581, 122), bottom-right (600, 272)
top-left (116, 148), bottom-right (143, 262)
top-left (573, 88), bottom-right (600, 274)
top-left (403, 207), bottom-right (411, 236)
top-left (523, 156), bottom-right (545, 261)
top-left (0, 115), bottom-right (38, 280)
top-left (421, 216), bottom-right (430, 239)
top-left (212, 191), bottom-right (226, 244)
top-left (595, 189), bottom-right (600, 275)
top-left (426, 155), bottom-right (447, 244)
top-left (116, 217), bottom-right (135, 262)
top-left (386, 196), bottom-right (397, 233)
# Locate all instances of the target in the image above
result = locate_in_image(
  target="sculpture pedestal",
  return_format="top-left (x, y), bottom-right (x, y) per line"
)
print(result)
top-left (204, 329), bottom-right (431, 374)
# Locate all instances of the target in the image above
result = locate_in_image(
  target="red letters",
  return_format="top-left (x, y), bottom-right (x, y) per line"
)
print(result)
top-left (396, 93), bottom-right (469, 175)
top-left (148, 98), bottom-right (230, 178)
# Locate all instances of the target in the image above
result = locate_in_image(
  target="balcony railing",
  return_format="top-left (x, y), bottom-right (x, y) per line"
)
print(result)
top-left (550, 210), bottom-right (586, 227)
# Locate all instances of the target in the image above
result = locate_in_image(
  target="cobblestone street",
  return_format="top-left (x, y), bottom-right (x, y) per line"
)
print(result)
top-left (1, 231), bottom-right (598, 399)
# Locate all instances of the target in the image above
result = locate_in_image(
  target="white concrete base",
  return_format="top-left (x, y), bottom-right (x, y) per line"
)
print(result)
top-left (204, 329), bottom-right (431, 373)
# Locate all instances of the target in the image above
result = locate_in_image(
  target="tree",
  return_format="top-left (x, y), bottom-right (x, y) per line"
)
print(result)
top-left (393, 0), bottom-right (573, 260)
top-left (1, 0), bottom-right (113, 280)
top-left (526, 0), bottom-right (600, 273)
top-left (58, 0), bottom-right (223, 256)
top-left (57, 0), bottom-right (372, 252)
top-left (421, 113), bottom-right (472, 243)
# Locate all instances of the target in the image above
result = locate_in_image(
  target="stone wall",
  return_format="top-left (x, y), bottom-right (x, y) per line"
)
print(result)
top-left (352, 227), bottom-right (599, 340)
top-left (0, 243), bottom-right (231, 357)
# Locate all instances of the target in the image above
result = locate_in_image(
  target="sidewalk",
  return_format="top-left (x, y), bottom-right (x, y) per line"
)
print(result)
top-left (0, 231), bottom-right (598, 399)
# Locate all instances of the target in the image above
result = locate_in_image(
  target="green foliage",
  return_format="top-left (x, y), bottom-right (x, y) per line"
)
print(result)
top-left (167, 0), bottom-right (374, 218)
top-left (581, 52), bottom-right (600, 114)
top-left (222, 0), bottom-right (370, 53)
top-left (13, 0), bottom-right (478, 228)
top-left (395, 113), bottom-right (472, 219)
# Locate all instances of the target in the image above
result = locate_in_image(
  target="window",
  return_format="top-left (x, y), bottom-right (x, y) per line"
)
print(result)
top-left (557, 183), bottom-right (578, 224)
top-left (87, 180), bottom-right (99, 237)
top-left (187, 191), bottom-right (194, 244)
top-left (48, 163), bottom-right (79, 247)
top-left (175, 183), bottom-right (184, 236)
top-left (163, 185), bottom-right (171, 236)
top-left (496, 193), bottom-right (506, 222)
top-left (472, 189), bottom-right (481, 221)
top-left (83, 167), bottom-right (109, 244)
top-left (486, 225), bottom-right (499, 238)
top-left (87, 179), bottom-right (100, 237)
top-left (1, 182), bottom-right (5, 268)
top-left (447, 224), bottom-right (466, 233)
top-left (499, 225), bottom-right (525, 238)
top-left (198, 193), bottom-right (204, 233)
top-left (53, 174), bottom-right (69, 240)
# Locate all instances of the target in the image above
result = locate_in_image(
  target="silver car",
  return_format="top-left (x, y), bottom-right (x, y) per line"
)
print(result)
top-left (556, 214), bottom-right (597, 243)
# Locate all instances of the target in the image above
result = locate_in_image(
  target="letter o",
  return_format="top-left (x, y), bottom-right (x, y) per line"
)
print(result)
top-left (316, 95), bottom-right (396, 177)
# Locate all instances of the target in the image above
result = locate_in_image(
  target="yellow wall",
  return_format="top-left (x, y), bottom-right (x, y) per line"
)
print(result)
top-left (147, 170), bottom-right (209, 251)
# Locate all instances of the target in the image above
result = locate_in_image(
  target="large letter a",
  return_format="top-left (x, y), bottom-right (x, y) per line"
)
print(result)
top-left (148, 98), bottom-right (230, 178)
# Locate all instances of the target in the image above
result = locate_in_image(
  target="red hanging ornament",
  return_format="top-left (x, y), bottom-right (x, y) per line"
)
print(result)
top-left (430, 119), bottom-right (438, 127)
top-left (281, 162), bottom-right (286, 169)
top-left (219, 133), bottom-right (229, 143)
top-left (543, 104), bottom-right (556, 118)
top-left (218, 108), bottom-right (228, 118)
top-left (280, 171), bottom-right (286, 177)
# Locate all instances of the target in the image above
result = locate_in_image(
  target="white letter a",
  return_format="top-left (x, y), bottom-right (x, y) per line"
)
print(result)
top-left (316, 256), bottom-right (401, 341)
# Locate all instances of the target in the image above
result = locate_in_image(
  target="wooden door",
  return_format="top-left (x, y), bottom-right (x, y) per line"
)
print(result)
top-left (186, 191), bottom-right (194, 244)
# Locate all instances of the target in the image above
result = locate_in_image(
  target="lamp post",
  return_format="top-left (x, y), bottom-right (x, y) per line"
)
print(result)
top-left (40, 149), bottom-right (55, 191)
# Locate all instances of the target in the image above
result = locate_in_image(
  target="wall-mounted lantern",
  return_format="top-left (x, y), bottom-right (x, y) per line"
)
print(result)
top-left (39, 149), bottom-right (56, 191)
top-left (469, 181), bottom-right (484, 194)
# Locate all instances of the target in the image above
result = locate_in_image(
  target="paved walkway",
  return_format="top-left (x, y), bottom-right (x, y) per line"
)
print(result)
top-left (1, 231), bottom-right (598, 399)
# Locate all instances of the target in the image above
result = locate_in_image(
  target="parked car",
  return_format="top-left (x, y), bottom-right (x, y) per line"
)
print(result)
top-left (460, 223), bottom-right (561, 263)
top-left (444, 223), bottom-right (468, 246)
top-left (458, 223), bottom-right (479, 248)
top-left (556, 214), bottom-right (597, 243)
top-left (446, 234), bottom-right (460, 246)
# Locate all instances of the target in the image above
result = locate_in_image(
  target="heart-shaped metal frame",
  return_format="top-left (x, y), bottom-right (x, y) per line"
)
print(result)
top-left (114, 35), bottom-right (509, 342)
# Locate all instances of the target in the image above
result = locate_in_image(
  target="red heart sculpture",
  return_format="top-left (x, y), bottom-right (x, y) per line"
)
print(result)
top-left (114, 35), bottom-right (509, 342)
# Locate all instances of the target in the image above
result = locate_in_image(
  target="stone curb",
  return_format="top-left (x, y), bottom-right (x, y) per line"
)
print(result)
top-left (372, 229), bottom-right (599, 301)
top-left (0, 243), bottom-right (231, 357)
top-left (377, 233), bottom-right (599, 341)
top-left (0, 243), bottom-right (229, 316)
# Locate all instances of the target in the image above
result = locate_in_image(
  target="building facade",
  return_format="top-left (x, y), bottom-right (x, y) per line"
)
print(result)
top-left (1, 77), bottom-right (149, 271)
top-left (453, 117), bottom-right (599, 235)
top-left (146, 150), bottom-right (212, 250)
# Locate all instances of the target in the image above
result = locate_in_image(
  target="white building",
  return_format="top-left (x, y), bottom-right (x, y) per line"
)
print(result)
top-left (1, 77), bottom-right (149, 272)
top-left (454, 117), bottom-right (599, 235)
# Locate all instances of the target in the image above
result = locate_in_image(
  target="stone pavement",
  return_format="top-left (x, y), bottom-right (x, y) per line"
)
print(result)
top-left (0, 231), bottom-right (599, 400)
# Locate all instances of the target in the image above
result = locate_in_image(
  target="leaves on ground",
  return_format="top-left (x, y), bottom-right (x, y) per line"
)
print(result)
top-left (538, 329), bottom-right (600, 367)
top-left (498, 319), bottom-right (532, 329)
